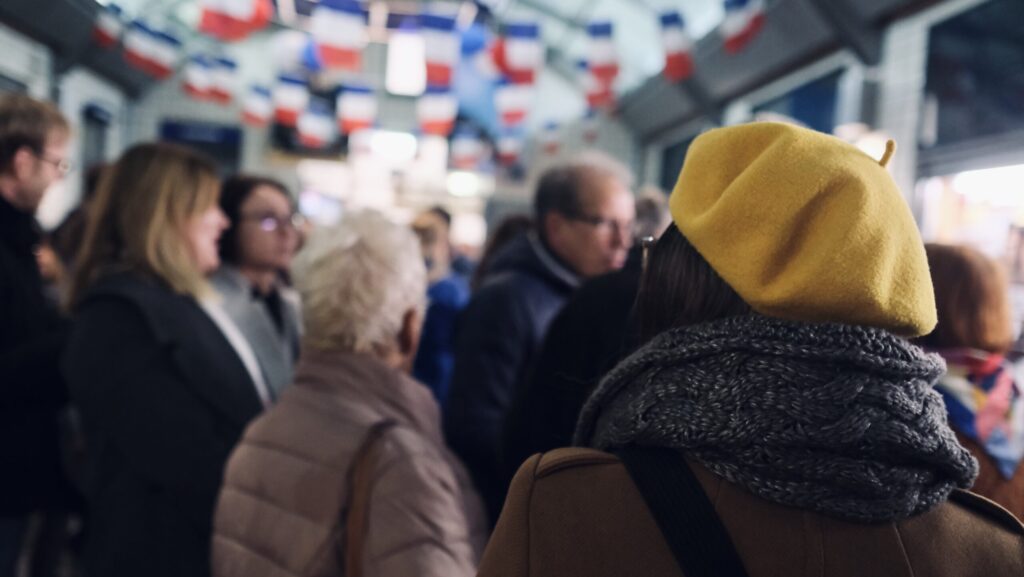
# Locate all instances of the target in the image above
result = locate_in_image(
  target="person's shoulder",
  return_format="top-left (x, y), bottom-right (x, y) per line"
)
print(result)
top-left (946, 489), bottom-right (1024, 535)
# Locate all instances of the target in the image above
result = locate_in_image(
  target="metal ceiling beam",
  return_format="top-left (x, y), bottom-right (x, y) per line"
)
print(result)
top-left (805, 0), bottom-right (882, 65)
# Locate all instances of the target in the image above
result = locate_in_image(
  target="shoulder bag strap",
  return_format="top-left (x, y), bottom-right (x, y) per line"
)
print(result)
top-left (617, 446), bottom-right (750, 577)
top-left (344, 420), bottom-right (398, 577)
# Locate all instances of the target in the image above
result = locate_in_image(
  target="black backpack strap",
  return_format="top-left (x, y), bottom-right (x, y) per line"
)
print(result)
top-left (617, 446), bottom-right (750, 577)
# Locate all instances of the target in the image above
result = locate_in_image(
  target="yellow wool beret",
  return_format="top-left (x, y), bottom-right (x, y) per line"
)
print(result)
top-left (669, 122), bottom-right (936, 337)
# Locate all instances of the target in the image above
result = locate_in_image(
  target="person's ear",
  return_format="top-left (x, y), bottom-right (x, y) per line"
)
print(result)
top-left (398, 307), bottom-right (422, 361)
top-left (11, 146), bottom-right (37, 180)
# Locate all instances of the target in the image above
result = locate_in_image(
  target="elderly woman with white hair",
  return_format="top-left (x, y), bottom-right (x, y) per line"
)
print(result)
top-left (211, 211), bottom-right (487, 577)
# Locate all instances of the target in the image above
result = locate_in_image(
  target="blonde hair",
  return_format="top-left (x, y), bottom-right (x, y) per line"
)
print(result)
top-left (292, 210), bottom-right (427, 354)
top-left (67, 142), bottom-right (221, 310)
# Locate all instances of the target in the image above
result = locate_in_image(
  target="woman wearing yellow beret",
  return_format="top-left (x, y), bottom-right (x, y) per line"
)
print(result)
top-left (476, 122), bottom-right (1024, 577)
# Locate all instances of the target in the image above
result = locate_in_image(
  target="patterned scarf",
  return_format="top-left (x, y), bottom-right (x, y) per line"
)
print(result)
top-left (934, 348), bottom-right (1024, 479)
top-left (574, 315), bottom-right (979, 523)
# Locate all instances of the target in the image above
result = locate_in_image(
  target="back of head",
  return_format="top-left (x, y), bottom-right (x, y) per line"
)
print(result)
top-left (918, 243), bottom-right (1012, 354)
top-left (68, 142), bottom-right (220, 309)
top-left (644, 121), bottom-right (935, 338)
top-left (633, 186), bottom-right (671, 240)
top-left (292, 210), bottom-right (426, 355)
top-left (0, 94), bottom-right (69, 175)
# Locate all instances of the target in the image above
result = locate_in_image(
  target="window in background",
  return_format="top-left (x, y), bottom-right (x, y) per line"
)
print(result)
top-left (752, 70), bottom-right (843, 135)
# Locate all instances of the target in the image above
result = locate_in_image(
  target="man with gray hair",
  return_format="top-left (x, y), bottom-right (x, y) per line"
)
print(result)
top-left (445, 152), bottom-right (635, 523)
top-left (213, 211), bottom-right (487, 577)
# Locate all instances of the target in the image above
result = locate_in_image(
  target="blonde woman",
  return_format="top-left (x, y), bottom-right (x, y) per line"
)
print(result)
top-left (62, 143), bottom-right (266, 577)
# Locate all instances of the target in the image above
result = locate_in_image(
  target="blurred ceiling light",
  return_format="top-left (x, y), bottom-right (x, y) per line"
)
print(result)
top-left (447, 171), bottom-right (481, 197)
top-left (386, 27), bottom-right (426, 96)
top-left (951, 164), bottom-right (1024, 206)
top-left (370, 130), bottom-right (419, 165)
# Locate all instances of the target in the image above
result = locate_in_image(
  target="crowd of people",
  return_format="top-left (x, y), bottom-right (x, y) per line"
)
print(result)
top-left (2, 92), bottom-right (1024, 577)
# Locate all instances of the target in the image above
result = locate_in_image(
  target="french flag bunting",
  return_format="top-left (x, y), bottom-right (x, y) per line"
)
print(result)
top-left (210, 57), bottom-right (238, 104)
top-left (242, 85), bottom-right (273, 126)
top-left (661, 11), bottom-right (694, 81)
top-left (311, 0), bottom-right (367, 72)
top-left (182, 55), bottom-right (214, 100)
top-left (502, 22), bottom-right (542, 85)
top-left (199, 0), bottom-right (271, 42)
top-left (494, 80), bottom-right (532, 127)
top-left (496, 133), bottom-right (522, 166)
top-left (336, 84), bottom-right (377, 134)
top-left (418, 86), bottom-right (458, 137)
top-left (422, 13), bottom-right (459, 88)
top-left (273, 74), bottom-right (309, 127)
top-left (297, 104), bottom-right (337, 149)
top-left (124, 22), bottom-right (180, 80)
top-left (93, 4), bottom-right (124, 49)
top-left (587, 21), bottom-right (618, 87)
top-left (578, 60), bottom-right (613, 110)
top-left (148, 31), bottom-right (182, 80)
top-left (450, 132), bottom-right (484, 170)
top-left (721, 0), bottom-right (765, 54)
top-left (541, 121), bottom-right (560, 155)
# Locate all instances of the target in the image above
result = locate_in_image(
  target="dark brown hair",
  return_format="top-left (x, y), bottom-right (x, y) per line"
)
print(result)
top-left (217, 175), bottom-right (292, 264)
top-left (916, 243), bottom-right (1013, 353)
top-left (471, 214), bottom-right (534, 291)
top-left (636, 225), bottom-right (750, 343)
top-left (0, 94), bottom-right (69, 173)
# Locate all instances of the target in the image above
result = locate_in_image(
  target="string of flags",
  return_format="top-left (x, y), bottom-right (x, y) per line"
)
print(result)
top-left (87, 0), bottom-right (767, 166)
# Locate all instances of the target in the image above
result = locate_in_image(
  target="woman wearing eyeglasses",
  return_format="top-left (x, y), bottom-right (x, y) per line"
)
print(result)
top-left (211, 175), bottom-right (303, 401)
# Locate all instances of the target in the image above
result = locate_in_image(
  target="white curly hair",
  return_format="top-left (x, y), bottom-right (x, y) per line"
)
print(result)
top-left (292, 210), bottom-right (427, 354)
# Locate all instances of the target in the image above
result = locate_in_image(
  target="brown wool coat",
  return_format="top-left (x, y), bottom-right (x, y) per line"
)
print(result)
top-left (958, 433), bottom-right (1024, 521)
top-left (477, 448), bottom-right (1024, 577)
top-left (212, 350), bottom-right (488, 577)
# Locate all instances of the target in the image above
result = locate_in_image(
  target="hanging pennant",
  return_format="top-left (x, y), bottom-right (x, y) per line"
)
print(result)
top-left (660, 11), bottom-right (694, 81)
top-left (418, 86), bottom-right (458, 136)
top-left (297, 103), bottom-right (337, 149)
top-left (242, 85), bottom-right (273, 126)
top-left (124, 22), bottom-right (180, 80)
top-left (311, 0), bottom-right (367, 71)
top-left (586, 21), bottom-right (618, 87)
top-left (210, 57), bottom-right (238, 105)
top-left (577, 60), bottom-right (613, 110)
top-left (722, 0), bottom-right (765, 54)
top-left (93, 4), bottom-right (124, 49)
top-left (450, 132), bottom-right (484, 170)
top-left (182, 55), bottom-right (214, 100)
top-left (499, 22), bottom-right (542, 85)
top-left (540, 122), bottom-right (560, 155)
top-left (273, 74), bottom-right (309, 127)
top-left (494, 79), bottom-right (532, 127)
top-left (199, 0), bottom-right (271, 42)
top-left (496, 133), bottom-right (522, 166)
top-left (336, 83), bottom-right (377, 134)
top-left (422, 12), bottom-right (459, 88)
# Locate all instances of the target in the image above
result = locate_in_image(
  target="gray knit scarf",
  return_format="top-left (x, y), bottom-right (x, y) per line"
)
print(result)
top-left (574, 315), bottom-right (979, 523)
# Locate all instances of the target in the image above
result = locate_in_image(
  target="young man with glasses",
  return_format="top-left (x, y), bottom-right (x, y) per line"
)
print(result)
top-left (0, 93), bottom-right (73, 575)
top-left (444, 151), bottom-right (635, 524)
top-left (211, 175), bottom-right (303, 401)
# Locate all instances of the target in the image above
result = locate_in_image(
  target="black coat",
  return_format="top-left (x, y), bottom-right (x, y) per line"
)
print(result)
top-left (62, 272), bottom-right (263, 577)
top-left (501, 248), bottom-right (643, 482)
top-left (444, 233), bottom-right (579, 523)
top-left (0, 197), bottom-right (70, 515)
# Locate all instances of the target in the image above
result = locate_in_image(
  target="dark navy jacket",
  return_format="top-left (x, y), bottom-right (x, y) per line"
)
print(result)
top-left (443, 233), bottom-right (579, 523)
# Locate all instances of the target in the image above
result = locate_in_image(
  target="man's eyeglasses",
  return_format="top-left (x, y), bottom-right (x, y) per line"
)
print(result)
top-left (35, 152), bottom-right (72, 175)
top-left (240, 212), bottom-right (306, 232)
top-left (567, 214), bottom-right (634, 237)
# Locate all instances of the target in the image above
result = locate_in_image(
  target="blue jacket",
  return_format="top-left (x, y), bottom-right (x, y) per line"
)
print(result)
top-left (414, 273), bottom-right (470, 408)
top-left (444, 233), bottom-right (579, 523)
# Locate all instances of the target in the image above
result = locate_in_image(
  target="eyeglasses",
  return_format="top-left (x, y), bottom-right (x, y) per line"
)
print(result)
top-left (568, 214), bottom-right (634, 237)
top-left (240, 212), bottom-right (306, 232)
top-left (34, 152), bottom-right (73, 175)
